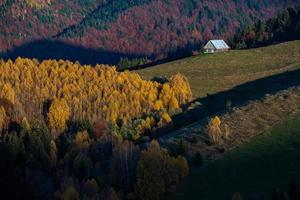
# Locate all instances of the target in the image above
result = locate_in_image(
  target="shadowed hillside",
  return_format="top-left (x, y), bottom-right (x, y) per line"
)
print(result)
top-left (0, 40), bottom-right (145, 65)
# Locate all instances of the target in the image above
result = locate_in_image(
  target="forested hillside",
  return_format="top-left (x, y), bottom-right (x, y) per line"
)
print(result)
top-left (0, 0), bottom-right (104, 50)
top-left (231, 7), bottom-right (300, 48)
top-left (1, 0), bottom-right (300, 64)
top-left (0, 58), bottom-right (191, 199)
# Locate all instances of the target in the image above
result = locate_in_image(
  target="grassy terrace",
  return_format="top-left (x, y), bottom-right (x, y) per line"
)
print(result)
top-left (136, 40), bottom-right (300, 99)
top-left (176, 113), bottom-right (300, 200)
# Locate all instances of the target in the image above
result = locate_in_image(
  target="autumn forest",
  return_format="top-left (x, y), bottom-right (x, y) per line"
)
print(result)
top-left (1, 0), bottom-right (300, 64)
top-left (1, 0), bottom-right (300, 200)
top-left (0, 57), bottom-right (191, 199)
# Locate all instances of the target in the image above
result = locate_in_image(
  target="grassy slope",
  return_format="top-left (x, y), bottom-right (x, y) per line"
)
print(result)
top-left (160, 87), bottom-right (300, 161)
top-left (137, 40), bottom-right (300, 199)
top-left (176, 113), bottom-right (300, 200)
top-left (136, 40), bottom-right (300, 99)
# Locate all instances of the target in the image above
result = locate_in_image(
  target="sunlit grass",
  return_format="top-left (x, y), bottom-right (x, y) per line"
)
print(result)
top-left (136, 40), bottom-right (300, 99)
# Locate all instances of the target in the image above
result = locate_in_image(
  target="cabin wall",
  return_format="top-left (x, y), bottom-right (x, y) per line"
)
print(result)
top-left (215, 49), bottom-right (229, 52)
top-left (205, 48), bottom-right (215, 53)
top-left (204, 48), bottom-right (229, 53)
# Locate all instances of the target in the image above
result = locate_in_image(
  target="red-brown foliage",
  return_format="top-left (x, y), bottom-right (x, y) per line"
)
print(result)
top-left (1, 0), bottom-right (300, 62)
top-left (93, 119), bottom-right (109, 139)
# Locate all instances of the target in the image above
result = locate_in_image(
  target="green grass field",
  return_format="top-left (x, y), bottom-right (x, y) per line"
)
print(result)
top-left (136, 40), bottom-right (300, 99)
top-left (176, 113), bottom-right (300, 200)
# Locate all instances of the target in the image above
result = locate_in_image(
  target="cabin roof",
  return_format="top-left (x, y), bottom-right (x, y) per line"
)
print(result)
top-left (204, 40), bottom-right (230, 49)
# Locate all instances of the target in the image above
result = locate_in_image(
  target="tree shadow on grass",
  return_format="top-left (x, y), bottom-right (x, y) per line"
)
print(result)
top-left (166, 68), bottom-right (300, 134)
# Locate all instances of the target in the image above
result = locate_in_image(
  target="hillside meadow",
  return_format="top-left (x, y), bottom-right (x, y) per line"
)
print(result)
top-left (159, 86), bottom-right (300, 159)
top-left (136, 40), bottom-right (300, 99)
top-left (176, 112), bottom-right (300, 200)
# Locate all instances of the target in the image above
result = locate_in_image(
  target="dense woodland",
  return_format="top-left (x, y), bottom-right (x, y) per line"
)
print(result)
top-left (0, 58), bottom-right (192, 139)
top-left (1, 0), bottom-right (300, 64)
top-left (0, 0), bottom-right (104, 50)
top-left (0, 123), bottom-right (189, 199)
top-left (231, 7), bottom-right (300, 49)
top-left (0, 58), bottom-right (191, 199)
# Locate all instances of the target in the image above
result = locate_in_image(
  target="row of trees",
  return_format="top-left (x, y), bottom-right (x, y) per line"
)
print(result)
top-left (231, 7), bottom-right (300, 49)
top-left (117, 57), bottom-right (149, 70)
top-left (0, 58), bottom-right (192, 139)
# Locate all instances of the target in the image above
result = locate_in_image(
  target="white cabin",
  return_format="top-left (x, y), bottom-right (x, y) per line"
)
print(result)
top-left (203, 40), bottom-right (230, 53)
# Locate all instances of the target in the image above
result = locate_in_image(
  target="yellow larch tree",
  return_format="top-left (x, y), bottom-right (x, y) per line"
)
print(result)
top-left (0, 106), bottom-right (6, 132)
top-left (169, 73), bottom-right (192, 104)
top-left (0, 83), bottom-right (16, 105)
top-left (48, 98), bottom-right (70, 137)
top-left (0, 58), bottom-right (192, 138)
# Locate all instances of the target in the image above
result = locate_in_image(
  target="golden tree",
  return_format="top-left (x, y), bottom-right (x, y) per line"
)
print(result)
top-left (168, 96), bottom-right (179, 113)
top-left (0, 106), bottom-right (6, 132)
top-left (158, 112), bottom-right (172, 128)
top-left (48, 98), bottom-right (70, 137)
top-left (169, 73), bottom-right (193, 104)
top-left (0, 83), bottom-right (16, 105)
top-left (207, 116), bottom-right (222, 144)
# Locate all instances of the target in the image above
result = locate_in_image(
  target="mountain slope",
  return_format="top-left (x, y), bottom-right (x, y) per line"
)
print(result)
top-left (57, 0), bottom-right (300, 60)
top-left (0, 0), bottom-right (104, 50)
top-left (136, 40), bottom-right (300, 99)
top-left (1, 0), bottom-right (300, 63)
